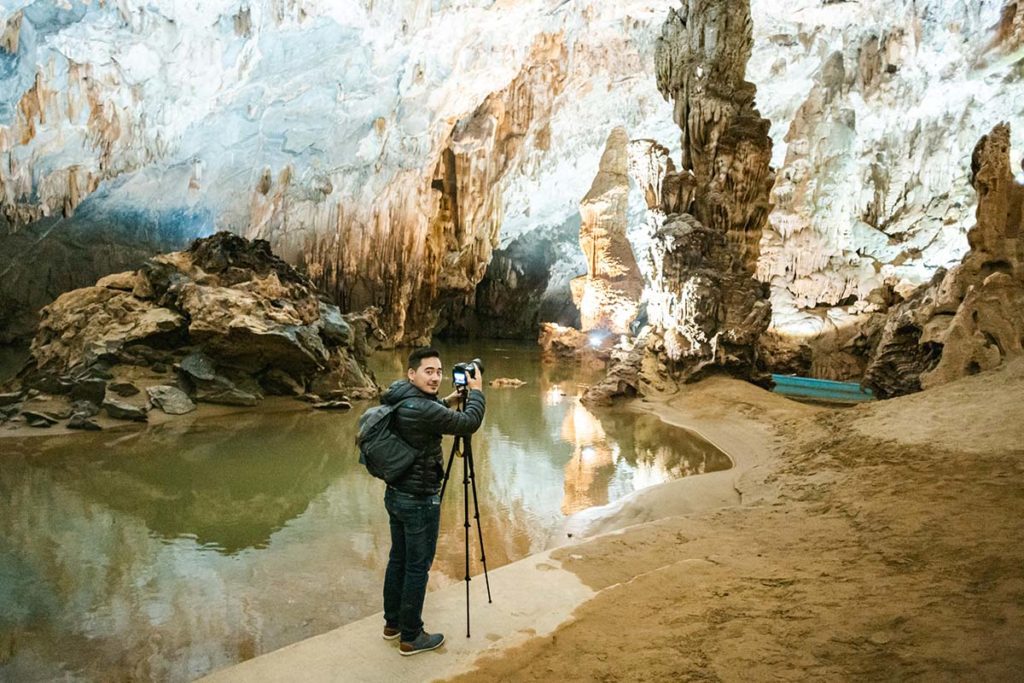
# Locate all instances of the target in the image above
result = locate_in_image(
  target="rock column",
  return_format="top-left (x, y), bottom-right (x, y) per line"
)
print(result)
top-left (645, 0), bottom-right (774, 381)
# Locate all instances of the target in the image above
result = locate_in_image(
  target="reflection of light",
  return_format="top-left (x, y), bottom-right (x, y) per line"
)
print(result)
top-left (588, 331), bottom-right (606, 348)
top-left (560, 402), bottom-right (607, 446)
top-left (581, 446), bottom-right (597, 463)
top-left (631, 459), bottom-right (671, 491)
top-left (544, 386), bottom-right (564, 406)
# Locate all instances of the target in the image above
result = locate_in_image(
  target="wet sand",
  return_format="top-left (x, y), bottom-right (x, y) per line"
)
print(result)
top-left (448, 359), bottom-right (1024, 681)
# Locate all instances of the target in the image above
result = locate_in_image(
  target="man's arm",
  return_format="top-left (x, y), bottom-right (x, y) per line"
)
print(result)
top-left (424, 390), bottom-right (485, 435)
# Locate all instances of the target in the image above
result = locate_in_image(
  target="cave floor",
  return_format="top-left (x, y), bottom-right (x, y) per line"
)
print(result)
top-left (203, 359), bottom-right (1024, 682)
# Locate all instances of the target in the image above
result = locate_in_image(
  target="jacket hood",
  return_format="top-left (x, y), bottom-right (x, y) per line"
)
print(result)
top-left (381, 379), bottom-right (436, 405)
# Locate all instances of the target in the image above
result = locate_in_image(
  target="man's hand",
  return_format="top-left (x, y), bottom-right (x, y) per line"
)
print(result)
top-left (442, 390), bottom-right (462, 406)
top-left (467, 364), bottom-right (484, 391)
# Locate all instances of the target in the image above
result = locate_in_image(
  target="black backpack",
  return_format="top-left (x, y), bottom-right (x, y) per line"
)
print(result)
top-left (357, 403), bottom-right (421, 483)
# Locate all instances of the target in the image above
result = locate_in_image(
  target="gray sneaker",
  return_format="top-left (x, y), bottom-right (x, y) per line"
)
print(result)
top-left (398, 630), bottom-right (445, 656)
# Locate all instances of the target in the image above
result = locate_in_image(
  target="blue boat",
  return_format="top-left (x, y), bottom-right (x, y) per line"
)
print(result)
top-left (770, 374), bottom-right (875, 403)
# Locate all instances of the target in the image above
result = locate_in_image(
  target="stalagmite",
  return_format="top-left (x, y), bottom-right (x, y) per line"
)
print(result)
top-left (586, 0), bottom-right (774, 404)
top-left (570, 127), bottom-right (643, 336)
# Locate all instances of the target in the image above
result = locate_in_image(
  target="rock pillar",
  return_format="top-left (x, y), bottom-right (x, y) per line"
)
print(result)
top-left (570, 127), bottom-right (644, 336)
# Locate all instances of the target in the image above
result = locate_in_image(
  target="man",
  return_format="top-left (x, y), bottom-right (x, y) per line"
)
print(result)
top-left (380, 347), bottom-right (485, 655)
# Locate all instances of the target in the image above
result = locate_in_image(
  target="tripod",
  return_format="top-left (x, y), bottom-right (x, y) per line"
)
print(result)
top-left (439, 390), bottom-right (493, 637)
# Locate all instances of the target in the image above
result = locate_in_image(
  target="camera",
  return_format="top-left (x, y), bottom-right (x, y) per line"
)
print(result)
top-left (452, 358), bottom-right (484, 388)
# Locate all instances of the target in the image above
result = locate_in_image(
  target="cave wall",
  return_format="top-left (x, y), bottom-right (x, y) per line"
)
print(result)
top-left (0, 1), bottom-right (677, 345)
top-left (748, 0), bottom-right (1024, 377)
top-left (1, 0), bottom-right (1022, 357)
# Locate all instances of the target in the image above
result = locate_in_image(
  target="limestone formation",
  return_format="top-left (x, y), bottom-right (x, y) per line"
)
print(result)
top-left (0, 3), bottom-right (677, 347)
top-left (751, 1), bottom-right (1024, 376)
top-left (2, 1), bottom-right (1022, 360)
top-left (570, 127), bottom-right (644, 335)
top-left (586, 0), bottom-right (774, 405)
top-left (10, 232), bottom-right (377, 424)
top-left (538, 323), bottom-right (610, 364)
top-left (864, 123), bottom-right (1024, 398)
top-left (288, 31), bottom-right (573, 345)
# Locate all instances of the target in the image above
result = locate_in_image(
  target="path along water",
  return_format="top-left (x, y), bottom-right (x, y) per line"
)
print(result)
top-left (0, 341), bottom-right (729, 681)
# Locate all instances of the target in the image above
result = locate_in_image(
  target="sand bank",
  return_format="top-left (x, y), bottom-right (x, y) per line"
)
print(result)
top-left (451, 360), bottom-right (1024, 681)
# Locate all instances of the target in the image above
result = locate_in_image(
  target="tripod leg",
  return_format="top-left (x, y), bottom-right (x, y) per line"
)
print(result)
top-left (465, 445), bottom-right (493, 604)
top-left (440, 435), bottom-right (460, 504)
top-left (463, 448), bottom-right (471, 637)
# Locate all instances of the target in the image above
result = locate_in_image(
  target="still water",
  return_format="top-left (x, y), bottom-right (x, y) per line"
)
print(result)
top-left (0, 342), bottom-right (730, 681)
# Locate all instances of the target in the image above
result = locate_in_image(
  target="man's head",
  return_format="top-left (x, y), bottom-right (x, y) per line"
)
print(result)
top-left (407, 347), bottom-right (442, 395)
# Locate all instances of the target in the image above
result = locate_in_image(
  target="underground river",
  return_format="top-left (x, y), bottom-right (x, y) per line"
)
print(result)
top-left (0, 342), bottom-right (730, 681)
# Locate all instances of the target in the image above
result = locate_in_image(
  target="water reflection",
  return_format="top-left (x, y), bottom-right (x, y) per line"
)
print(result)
top-left (0, 341), bottom-right (730, 681)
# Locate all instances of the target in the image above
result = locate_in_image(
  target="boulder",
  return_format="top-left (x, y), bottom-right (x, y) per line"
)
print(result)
top-left (102, 399), bottom-right (148, 422)
top-left (178, 351), bottom-right (219, 382)
top-left (22, 395), bottom-right (73, 420)
top-left (96, 271), bottom-right (139, 291)
top-left (146, 385), bottom-right (196, 415)
top-left (311, 399), bottom-right (352, 410)
top-left (318, 302), bottom-right (354, 347)
top-left (68, 415), bottom-right (102, 431)
top-left (538, 323), bottom-right (591, 360)
top-left (22, 410), bottom-right (58, 428)
top-left (196, 387), bottom-right (260, 407)
top-left (70, 400), bottom-right (100, 418)
top-left (307, 348), bottom-right (377, 398)
top-left (108, 382), bottom-right (140, 397)
top-left (31, 287), bottom-right (186, 373)
top-left (346, 387), bottom-right (380, 401)
top-left (177, 282), bottom-right (328, 375)
top-left (70, 378), bottom-right (107, 405)
top-left (15, 233), bottom-right (379, 423)
top-left (259, 368), bottom-right (304, 396)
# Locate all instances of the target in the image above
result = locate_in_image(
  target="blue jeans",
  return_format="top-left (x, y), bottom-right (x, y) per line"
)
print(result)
top-left (383, 487), bottom-right (441, 641)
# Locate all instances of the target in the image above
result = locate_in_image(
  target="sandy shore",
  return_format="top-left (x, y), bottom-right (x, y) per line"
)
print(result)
top-left (447, 359), bottom-right (1024, 681)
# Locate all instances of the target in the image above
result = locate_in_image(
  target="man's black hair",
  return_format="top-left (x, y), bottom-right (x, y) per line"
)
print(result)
top-left (408, 347), bottom-right (441, 371)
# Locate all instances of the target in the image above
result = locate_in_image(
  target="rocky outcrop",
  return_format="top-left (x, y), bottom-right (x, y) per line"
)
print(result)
top-left (538, 323), bottom-right (609, 364)
top-left (570, 127), bottom-right (643, 335)
top-left (751, 0), bottom-right (1024, 376)
top-left (4, 232), bottom-right (377, 427)
top-left (864, 123), bottom-right (1024, 397)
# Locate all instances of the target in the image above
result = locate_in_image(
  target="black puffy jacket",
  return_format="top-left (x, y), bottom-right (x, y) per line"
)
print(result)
top-left (380, 380), bottom-right (486, 496)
